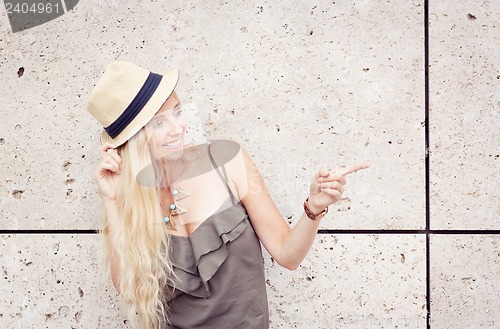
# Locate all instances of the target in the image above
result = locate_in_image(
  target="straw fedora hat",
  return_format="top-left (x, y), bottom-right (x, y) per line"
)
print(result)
top-left (87, 60), bottom-right (179, 148)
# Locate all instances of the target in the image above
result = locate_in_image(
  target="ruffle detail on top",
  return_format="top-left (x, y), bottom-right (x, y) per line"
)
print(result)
top-left (169, 200), bottom-right (250, 298)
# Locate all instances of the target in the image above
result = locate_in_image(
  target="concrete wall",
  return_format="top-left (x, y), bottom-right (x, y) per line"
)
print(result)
top-left (0, 0), bottom-right (498, 328)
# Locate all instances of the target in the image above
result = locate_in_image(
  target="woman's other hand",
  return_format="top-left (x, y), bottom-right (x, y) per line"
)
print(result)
top-left (93, 142), bottom-right (122, 201)
top-left (308, 162), bottom-right (371, 214)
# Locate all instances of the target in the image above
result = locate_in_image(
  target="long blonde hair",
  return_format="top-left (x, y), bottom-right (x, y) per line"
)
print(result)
top-left (97, 119), bottom-right (201, 328)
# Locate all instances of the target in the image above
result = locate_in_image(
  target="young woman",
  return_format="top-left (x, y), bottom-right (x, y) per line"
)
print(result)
top-left (87, 60), bottom-right (370, 329)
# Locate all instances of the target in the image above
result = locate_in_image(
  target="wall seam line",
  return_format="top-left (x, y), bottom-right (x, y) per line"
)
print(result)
top-left (424, 0), bottom-right (431, 328)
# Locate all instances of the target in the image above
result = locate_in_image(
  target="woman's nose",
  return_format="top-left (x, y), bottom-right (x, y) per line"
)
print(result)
top-left (166, 120), bottom-right (184, 136)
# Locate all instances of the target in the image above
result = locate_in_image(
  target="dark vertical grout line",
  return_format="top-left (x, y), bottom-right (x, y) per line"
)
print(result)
top-left (424, 0), bottom-right (431, 328)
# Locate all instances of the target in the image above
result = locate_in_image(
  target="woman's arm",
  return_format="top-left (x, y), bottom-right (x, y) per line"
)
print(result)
top-left (227, 143), bottom-right (368, 270)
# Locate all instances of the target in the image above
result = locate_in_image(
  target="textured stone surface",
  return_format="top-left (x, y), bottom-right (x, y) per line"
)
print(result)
top-left (0, 233), bottom-right (426, 328)
top-left (175, 0), bottom-right (426, 230)
top-left (0, 0), bottom-right (498, 328)
top-left (0, 234), bottom-right (132, 328)
top-left (429, 1), bottom-right (499, 229)
top-left (265, 234), bottom-right (427, 328)
top-left (0, 0), bottom-right (424, 230)
top-left (430, 235), bottom-right (500, 328)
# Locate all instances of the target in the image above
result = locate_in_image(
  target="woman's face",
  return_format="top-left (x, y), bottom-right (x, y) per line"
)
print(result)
top-left (146, 92), bottom-right (187, 161)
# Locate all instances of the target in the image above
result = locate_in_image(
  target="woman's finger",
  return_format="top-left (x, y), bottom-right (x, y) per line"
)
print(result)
top-left (314, 168), bottom-right (330, 181)
top-left (99, 142), bottom-right (114, 153)
top-left (99, 142), bottom-right (116, 158)
top-left (98, 162), bottom-right (118, 174)
top-left (339, 162), bottom-right (371, 176)
top-left (319, 172), bottom-right (346, 185)
top-left (106, 149), bottom-right (122, 166)
top-left (104, 156), bottom-right (120, 171)
top-left (320, 187), bottom-right (341, 198)
top-left (320, 181), bottom-right (344, 194)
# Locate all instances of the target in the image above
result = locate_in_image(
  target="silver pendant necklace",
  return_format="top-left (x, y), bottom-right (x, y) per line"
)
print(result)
top-left (163, 156), bottom-right (189, 231)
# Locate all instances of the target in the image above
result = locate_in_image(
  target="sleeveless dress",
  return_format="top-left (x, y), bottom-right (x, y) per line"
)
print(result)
top-left (163, 142), bottom-right (270, 329)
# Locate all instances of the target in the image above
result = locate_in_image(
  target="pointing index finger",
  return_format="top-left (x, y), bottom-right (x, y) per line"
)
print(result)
top-left (339, 162), bottom-right (372, 176)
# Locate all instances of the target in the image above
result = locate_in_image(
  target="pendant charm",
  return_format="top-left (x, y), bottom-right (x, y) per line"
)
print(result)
top-left (168, 203), bottom-right (187, 217)
top-left (172, 187), bottom-right (190, 201)
top-left (170, 187), bottom-right (188, 216)
top-left (164, 215), bottom-right (177, 231)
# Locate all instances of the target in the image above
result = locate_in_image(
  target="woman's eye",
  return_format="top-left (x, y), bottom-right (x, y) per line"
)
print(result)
top-left (175, 109), bottom-right (183, 116)
top-left (154, 121), bottom-right (163, 128)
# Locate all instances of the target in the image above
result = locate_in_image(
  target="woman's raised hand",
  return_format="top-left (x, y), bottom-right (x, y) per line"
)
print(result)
top-left (308, 162), bottom-right (371, 214)
top-left (93, 142), bottom-right (122, 201)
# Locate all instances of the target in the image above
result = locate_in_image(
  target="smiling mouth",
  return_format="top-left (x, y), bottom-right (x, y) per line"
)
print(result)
top-left (163, 139), bottom-right (182, 148)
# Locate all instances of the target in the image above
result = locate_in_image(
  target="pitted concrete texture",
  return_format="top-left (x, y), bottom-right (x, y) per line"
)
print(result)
top-left (0, 0), bottom-right (498, 328)
top-left (0, 234), bottom-right (131, 328)
top-left (264, 235), bottom-right (427, 328)
top-left (430, 235), bottom-right (500, 327)
top-left (429, 1), bottom-right (499, 229)
top-left (0, 0), bottom-right (424, 230)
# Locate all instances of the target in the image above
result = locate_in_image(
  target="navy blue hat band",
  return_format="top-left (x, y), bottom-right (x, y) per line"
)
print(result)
top-left (105, 72), bottom-right (163, 139)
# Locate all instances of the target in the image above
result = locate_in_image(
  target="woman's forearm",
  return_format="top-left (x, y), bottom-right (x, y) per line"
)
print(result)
top-left (276, 163), bottom-right (370, 270)
top-left (277, 208), bottom-right (325, 270)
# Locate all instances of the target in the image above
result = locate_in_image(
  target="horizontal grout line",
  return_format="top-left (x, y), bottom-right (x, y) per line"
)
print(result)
top-left (0, 229), bottom-right (498, 235)
top-left (317, 229), bottom-right (500, 235)
top-left (426, 229), bottom-right (500, 235)
top-left (0, 230), bottom-right (100, 234)
top-left (318, 229), bottom-right (426, 234)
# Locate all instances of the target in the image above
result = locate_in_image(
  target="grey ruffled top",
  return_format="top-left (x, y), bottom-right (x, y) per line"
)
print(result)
top-left (163, 141), bottom-right (269, 329)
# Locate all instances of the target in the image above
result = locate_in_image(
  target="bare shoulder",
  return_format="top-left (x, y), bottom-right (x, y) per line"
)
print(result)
top-left (208, 139), bottom-right (242, 165)
top-left (208, 139), bottom-right (251, 200)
